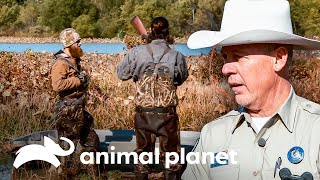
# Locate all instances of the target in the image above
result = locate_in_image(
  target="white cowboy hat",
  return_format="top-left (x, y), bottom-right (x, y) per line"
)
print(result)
top-left (187, 0), bottom-right (320, 50)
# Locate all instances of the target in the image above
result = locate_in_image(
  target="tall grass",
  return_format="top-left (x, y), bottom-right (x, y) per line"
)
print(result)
top-left (0, 51), bottom-right (319, 144)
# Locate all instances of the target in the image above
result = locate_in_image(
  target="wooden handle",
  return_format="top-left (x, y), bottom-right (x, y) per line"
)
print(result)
top-left (130, 16), bottom-right (147, 35)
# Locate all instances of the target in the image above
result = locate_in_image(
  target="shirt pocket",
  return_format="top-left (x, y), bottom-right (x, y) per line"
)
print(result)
top-left (210, 164), bottom-right (240, 180)
top-left (262, 168), bottom-right (281, 180)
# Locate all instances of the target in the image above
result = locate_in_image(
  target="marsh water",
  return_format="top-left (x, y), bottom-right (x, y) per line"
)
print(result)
top-left (0, 43), bottom-right (211, 55)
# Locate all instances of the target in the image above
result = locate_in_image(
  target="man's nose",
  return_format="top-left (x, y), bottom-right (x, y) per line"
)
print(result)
top-left (222, 63), bottom-right (237, 76)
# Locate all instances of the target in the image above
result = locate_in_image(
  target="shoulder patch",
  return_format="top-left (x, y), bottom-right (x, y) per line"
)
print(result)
top-left (217, 110), bottom-right (240, 120)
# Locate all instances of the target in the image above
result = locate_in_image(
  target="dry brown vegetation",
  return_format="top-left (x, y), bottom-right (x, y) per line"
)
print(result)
top-left (0, 50), bottom-right (319, 145)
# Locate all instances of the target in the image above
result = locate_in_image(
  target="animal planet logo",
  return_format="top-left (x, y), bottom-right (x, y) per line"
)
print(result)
top-left (13, 136), bottom-right (75, 169)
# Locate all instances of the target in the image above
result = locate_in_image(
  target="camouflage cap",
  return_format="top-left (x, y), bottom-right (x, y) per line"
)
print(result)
top-left (59, 28), bottom-right (81, 47)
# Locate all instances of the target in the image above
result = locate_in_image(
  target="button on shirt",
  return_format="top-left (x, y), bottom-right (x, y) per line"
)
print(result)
top-left (182, 87), bottom-right (320, 180)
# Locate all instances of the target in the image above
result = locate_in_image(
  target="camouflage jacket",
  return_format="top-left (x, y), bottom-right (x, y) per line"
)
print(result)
top-left (117, 39), bottom-right (188, 108)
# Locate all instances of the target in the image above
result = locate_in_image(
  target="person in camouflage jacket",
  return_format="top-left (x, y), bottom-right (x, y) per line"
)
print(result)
top-left (117, 17), bottom-right (188, 180)
top-left (50, 28), bottom-right (99, 177)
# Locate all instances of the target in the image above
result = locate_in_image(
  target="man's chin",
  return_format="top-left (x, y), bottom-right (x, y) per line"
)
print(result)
top-left (79, 50), bottom-right (84, 57)
top-left (77, 50), bottom-right (84, 58)
top-left (70, 48), bottom-right (84, 58)
top-left (78, 53), bottom-right (84, 58)
top-left (235, 95), bottom-right (250, 107)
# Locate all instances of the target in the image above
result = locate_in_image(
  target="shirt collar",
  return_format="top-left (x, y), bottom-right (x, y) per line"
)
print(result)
top-left (231, 86), bottom-right (298, 133)
top-left (55, 50), bottom-right (78, 66)
top-left (151, 39), bottom-right (167, 44)
top-left (276, 86), bottom-right (298, 133)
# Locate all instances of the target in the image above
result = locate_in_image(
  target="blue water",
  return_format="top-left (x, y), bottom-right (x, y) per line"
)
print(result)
top-left (0, 43), bottom-right (211, 56)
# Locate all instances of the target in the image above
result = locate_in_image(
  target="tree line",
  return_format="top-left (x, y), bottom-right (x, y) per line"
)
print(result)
top-left (0, 0), bottom-right (319, 38)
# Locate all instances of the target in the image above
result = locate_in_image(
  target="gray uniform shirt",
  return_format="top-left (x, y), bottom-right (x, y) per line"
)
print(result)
top-left (117, 39), bottom-right (188, 85)
top-left (182, 87), bottom-right (320, 180)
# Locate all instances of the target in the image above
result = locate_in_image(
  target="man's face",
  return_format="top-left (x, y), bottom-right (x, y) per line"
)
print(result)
top-left (69, 40), bottom-right (83, 58)
top-left (221, 44), bottom-right (277, 110)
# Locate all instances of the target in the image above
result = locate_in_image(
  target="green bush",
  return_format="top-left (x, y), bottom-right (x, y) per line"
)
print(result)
top-left (72, 15), bottom-right (98, 38)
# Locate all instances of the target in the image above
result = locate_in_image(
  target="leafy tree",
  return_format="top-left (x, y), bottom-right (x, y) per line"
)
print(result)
top-left (290, 0), bottom-right (320, 37)
top-left (0, 5), bottom-right (20, 31)
top-left (94, 0), bottom-right (125, 16)
top-left (94, 0), bottom-right (125, 38)
top-left (116, 0), bottom-right (194, 37)
top-left (0, 0), bottom-right (18, 6)
top-left (119, 0), bottom-right (142, 35)
top-left (96, 15), bottom-right (124, 38)
top-left (166, 0), bottom-right (193, 36)
top-left (72, 14), bottom-right (98, 37)
top-left (193, 0), bottom-right (225, 31)
top-left (124, 0), bottom-right (167, 34)
top-left (0, 0), bottom-right (319, 39)
top-left (39, 0), bottom-right (99, 32)
top-left (17, 0), bottom-right (39, 28)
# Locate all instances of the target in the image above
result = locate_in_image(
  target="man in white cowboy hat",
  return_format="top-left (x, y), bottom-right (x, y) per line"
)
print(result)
top-left (182, 0), bottom-right (320, 179)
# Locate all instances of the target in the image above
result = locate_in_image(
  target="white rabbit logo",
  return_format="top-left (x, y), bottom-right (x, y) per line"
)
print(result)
top-left (13, 136), bottom-right (75, 169)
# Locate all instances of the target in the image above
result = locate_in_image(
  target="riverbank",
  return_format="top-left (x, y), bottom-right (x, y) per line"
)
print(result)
top-left (0, 36), bottom-right (188, 44)
top-left (0, 36), bottom-right (121, 43)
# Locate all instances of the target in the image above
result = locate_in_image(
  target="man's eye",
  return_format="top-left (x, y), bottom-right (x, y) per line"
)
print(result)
top-left (238, 55), bottom-right (250, 62)
top-left (235, 55), bottom-right (248, 62)
top-left (222, 54), bottom-right (227, 61)
top-left (234, 55), bottom-right (241, 60)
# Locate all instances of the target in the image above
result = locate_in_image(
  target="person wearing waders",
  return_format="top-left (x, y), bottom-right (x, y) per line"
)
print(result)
top-left (51, 28), bottom-right (100, 177)
top-left (117, 17), bottom-right (189, 180)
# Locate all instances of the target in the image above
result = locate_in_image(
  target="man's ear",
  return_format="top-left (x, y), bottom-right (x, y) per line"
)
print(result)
top-left (272, 47), bottom-right (288, 72)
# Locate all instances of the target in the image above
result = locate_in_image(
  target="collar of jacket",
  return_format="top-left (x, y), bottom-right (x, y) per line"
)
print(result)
top-left (54, 50), bottom-right (78, 67)
top-left (151, 39), bottom-right (168, 45)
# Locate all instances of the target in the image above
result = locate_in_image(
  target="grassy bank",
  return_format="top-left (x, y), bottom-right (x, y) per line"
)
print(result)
top-left (0, 51), bottom-right (319, 144)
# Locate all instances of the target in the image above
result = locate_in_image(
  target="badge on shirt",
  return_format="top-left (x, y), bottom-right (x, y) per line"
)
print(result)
top-left (287, 146), bottom-right (304, 164)
top-left (210, 150), bottom-right (229, 168)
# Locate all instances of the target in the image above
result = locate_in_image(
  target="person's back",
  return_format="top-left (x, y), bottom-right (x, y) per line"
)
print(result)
top-left (117, 16), bottom-right (188, 180)
top-left (119, 39), bottom-right (186, 107)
